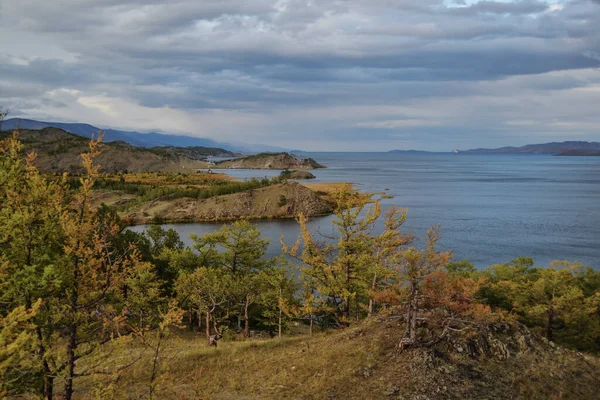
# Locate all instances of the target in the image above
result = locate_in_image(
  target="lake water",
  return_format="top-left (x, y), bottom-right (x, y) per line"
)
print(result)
top-left (130, 153), bottom-right (600, 269)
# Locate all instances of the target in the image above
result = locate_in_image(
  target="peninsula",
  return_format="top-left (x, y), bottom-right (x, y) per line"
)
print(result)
top-left (214, 152), bottom-right (326, 170)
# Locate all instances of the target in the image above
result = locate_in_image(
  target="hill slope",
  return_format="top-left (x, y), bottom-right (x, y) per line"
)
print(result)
top-left (0, 128), bottom-right (211, 174)
top-left (460, 141), bottom-right (600, 155)
top-left (124, 181), bottom-right (333, 224)
top-left (81, 317), bottom-right (600, 399)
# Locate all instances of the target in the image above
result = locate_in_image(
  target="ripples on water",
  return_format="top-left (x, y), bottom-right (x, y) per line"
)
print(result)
top-left (130, 153), bottom-right (600, 269)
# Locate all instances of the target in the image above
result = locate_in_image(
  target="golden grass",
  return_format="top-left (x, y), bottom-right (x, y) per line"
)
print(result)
top-left (67, 318), bottom-right (600, 400)
top-left (74, 327), bottom-right (377, 400)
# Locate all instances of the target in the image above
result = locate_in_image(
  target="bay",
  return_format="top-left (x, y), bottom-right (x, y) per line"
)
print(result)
top-left (130, 152), bottom-right (600, 269)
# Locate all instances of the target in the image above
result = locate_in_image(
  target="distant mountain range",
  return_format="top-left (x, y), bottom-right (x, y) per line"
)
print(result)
top-left (0, 118), bottom-right (289, 153)
top-left (389, 141), bottom-right (600, 156)
top-left (459, 141), bottom-right (600, 155)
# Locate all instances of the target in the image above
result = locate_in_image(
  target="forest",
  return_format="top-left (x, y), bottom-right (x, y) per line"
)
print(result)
top-left (1, 133), bottom-right (599, 399)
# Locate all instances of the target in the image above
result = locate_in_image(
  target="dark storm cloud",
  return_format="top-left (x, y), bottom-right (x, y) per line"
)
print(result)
top-left (1, 0), bottom-right (599, 150)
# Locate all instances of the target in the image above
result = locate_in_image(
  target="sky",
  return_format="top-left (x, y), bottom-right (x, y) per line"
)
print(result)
top-left (1, 0), bottom-right (599, 151)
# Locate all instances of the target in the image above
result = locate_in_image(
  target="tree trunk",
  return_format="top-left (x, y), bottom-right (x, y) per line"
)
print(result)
top-left (400, 285), bottom-right (418, 350)
top-left (309, 315), bottom-right (313, 336)
top-left (63, 321), bottom-right (77, 400)
top-left (345, 269), bottom-right (351, 319)
top-left (547, 306), bottom-right (554, 342)
top-left (205, 311), bottom-right (211, 343)
top-left (237, 314), bottom-right (242, 331)
top-left (198, 311), bottom-right (202, 332)
top-left (244, 295), bottom-right (250, 338)
top-left (368, 273), bottom-right (377, 317)
top-left (149, 329), bottom-right (163, 398)
top-left (404, 289), bottom-right (412, 337)
top-left (64, 261), bottom-right (79, 400)
top-left (278, 307), bottom-right (282, 339)
top-left (409, 287), bottom-right (418, 342)
top-left (35, 320), bottom-right (53, 400)
top-left (278, 288), bottom-right (283, 338)
top-left (344, 297), bottom-right (351, 319)
top-left (43, 372), bottom-right (53, 400)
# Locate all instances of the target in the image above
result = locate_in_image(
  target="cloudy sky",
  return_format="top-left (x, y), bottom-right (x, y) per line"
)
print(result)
top-left (1, 0), bottom-right (599, 151)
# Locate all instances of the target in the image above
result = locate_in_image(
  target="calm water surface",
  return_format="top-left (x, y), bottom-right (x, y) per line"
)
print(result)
top-left (131, 153), bottom-right (600, 269)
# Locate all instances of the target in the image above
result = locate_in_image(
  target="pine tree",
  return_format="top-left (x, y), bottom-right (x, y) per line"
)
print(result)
top-left (0, 300), bottom-right (41, 397)
top-left (57, 135), bottom-right (136, 399)
top-left (258, 264), bottom-right (298, 338)
top-left (175, 267), bottom-right (233, 343)
top-left (367, 207), bottom-right (414, 316)
top-left (397, 227), bottom-right (452, 350)
top-left (284, 186), bottom-right (383, 323)
top-left (201, 220), bottom-right (270, 336)
top-left (0, 133), bottom-right (68, 398)
top-left (1, 133), bottom-right (160, 398)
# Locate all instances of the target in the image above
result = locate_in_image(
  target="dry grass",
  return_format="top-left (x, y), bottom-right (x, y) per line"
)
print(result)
top-left (75, 327), bottom-right (377, 400)
top-left (68, 318), bottom-right (600, 400)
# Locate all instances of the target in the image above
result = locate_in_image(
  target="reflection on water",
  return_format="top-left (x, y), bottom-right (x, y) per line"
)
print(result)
top-left (130, 153), bottom-right (600, 269)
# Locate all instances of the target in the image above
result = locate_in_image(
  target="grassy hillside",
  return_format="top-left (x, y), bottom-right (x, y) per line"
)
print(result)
top-left (123, 181), bottom-right (333, 224)
top-left (0, 128), bottom-right (216, 173)
top-left (74, 317), bottom-right (600, 399)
